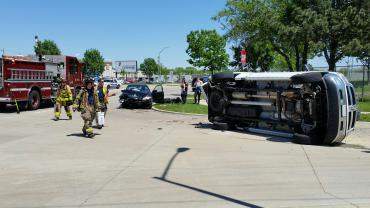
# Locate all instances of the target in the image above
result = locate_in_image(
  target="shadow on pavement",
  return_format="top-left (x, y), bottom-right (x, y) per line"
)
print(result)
top-left (154, 147), bottom-right (262, 208)
top-left (50, 118), bottom-right (71, 121)
top-left (153, 177), bottom-right (262, 208)
top-left (266, 137), bottom-right (292, 143)
top-left (193, 122), bottom-right (293, 143)
top-left (192, 122), bottom-right (214, 129)
top-left (0, 103), bottom-right (53, 114)
top-left (66, 133), bottom-right (101, 138)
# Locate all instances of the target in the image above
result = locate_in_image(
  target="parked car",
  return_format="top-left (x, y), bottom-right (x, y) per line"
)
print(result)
top-left (126, 78), bottom-right (136, 83)
top-left (116, 78), bottom-right (125, 85)
top-left (104, 79), bottom-right (121, 89)
top-left (119, 84), bottom-right (164, 109)
top-left (203, 71), bottom-right (358, 145)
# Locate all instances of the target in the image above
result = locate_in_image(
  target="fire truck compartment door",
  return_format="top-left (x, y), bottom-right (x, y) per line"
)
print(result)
top-left (0, 59), bottom-right (3, 88)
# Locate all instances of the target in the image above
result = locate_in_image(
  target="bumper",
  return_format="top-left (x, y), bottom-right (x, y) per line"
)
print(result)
top-left (120, 98), bottom-right (152, 107)
top-left (0, 97), bottom-right (12, 103)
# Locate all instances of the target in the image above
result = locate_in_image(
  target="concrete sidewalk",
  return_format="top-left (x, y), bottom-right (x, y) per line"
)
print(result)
top-left (0, 90), bottom-right (370, 208)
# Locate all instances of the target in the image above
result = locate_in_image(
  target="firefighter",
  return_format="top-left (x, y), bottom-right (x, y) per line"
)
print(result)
top-left (54, 78), bottom-right (73, 120)
top-left (73, 78), bottom-right (99, 138)
top-left (96, 78), bottom-right (109, 129)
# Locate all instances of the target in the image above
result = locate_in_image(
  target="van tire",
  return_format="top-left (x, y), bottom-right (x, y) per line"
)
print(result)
top-left (213, 121), bottom-right (230, 131)
top-left (293, 133), bottom-right (321, 145)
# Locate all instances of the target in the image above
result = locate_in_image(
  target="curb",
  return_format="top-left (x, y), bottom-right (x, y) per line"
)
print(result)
top-left (152, 106), bottom-right (207, 117)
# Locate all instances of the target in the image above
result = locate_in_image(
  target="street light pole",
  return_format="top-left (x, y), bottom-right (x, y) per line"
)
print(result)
top-left (158, 47), bottom-right (169, 83)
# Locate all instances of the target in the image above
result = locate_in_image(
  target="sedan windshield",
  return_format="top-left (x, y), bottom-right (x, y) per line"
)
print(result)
top-left (126, 85), bottom-right (149, 92)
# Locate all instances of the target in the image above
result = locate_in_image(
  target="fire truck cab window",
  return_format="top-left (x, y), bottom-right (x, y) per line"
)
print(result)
top-left (69, 59), bottom-right (78, 75)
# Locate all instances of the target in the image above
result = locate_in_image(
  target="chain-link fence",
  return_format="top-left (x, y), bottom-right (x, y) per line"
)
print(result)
top-left (313, 65), bottom-right (370, 101)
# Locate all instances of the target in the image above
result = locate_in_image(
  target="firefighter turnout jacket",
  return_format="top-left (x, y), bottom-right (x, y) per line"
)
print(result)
top-left (73, 89), bottom-right (99, 113)
top-left (56, 84), bottom-right (73, 106)
top-left (97, 86), bottom-right (109, 104)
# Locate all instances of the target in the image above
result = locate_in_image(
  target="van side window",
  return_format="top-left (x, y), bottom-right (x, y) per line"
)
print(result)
top-left (346, 87), bottom-right (352, 105)
top-left (350, 87), bottom-right (356, 105)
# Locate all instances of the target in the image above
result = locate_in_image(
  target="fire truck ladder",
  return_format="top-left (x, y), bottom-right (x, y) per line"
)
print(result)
top-left (9, 69), bottom-right (53, 81)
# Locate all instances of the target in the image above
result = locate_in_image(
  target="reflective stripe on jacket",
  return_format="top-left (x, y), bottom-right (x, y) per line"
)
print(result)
top-left (98, 86), bottom-right (109, 104)
top-left (74, 89), bottom-right (99, 112)
top-left (57, 85), bottom-right (73, 102)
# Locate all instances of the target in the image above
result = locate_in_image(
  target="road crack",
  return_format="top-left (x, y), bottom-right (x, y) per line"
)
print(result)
top-left (301, 145), bottom-right (359, 208)
top-left (79, 126), bottom-right (175, 206)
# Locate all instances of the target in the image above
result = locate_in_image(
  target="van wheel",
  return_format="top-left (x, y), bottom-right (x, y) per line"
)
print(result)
top-left (213, 121), bottom-right (230, 131)
top-left (209, 90), bottom-right (225, 114)
top-left (293, 133), bottom-right (321, 145)
top-left (28, 90), bottom-right (41, 110)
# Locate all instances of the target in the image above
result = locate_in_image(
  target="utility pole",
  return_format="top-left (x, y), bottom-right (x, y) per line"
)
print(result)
top-left (158, 47), bottom-right (169, 83)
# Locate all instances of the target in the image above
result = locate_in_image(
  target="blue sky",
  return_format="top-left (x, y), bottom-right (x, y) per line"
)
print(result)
top-left (0, 0), bottom-right (355, 68)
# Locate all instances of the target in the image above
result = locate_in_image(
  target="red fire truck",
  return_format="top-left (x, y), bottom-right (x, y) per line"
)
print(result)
top-left (0, 55), bottom-right (84, 110)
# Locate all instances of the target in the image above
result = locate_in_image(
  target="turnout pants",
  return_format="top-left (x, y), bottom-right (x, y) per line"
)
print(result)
top-left (55, 101), bottom-right (72, 119)
top-left (81, 109), bottom-right (95, 135)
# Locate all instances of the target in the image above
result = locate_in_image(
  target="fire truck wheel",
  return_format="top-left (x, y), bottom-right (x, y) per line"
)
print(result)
top-left (28, 90), bottom-right (41, 110)
top-left (0, 103), bottom-right (6, 110)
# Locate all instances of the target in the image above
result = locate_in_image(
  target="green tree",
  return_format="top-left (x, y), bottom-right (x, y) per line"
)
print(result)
top-left (120, 69), bottom-right (127, 78)
top-left (82, 49), bottom-right (105, 76)
top-left (317, 0), bottom-right (370, 71)
top-left (186, 30), bottom-right (229, 74)
top-left (343, 0), bottom-right (370, 70)
top-left (173, 67), bottom-right (185, 76)
top-left (215, 0), bottom-right (321, 71)
top-left (161, 68), bottom-right (170, 76)
top-left (215, 0), bottom-right (370, 71)
top-left (230, 42), bottom-right (276, 72)
top-left (34, 39), bottom-right (61, 55)
top-left (140, 58), bottom-right (158, 77)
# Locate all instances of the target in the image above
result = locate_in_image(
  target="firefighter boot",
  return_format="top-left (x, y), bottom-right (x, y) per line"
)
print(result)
top-left (54, 103), bottom-right (61, 121)
top-left (67, 112), bottom-right (72, 120)
top-left (66, 107), bottom-right (72, 120)
top-left (82, 128), bottom-right (87, 136)
top-left (86, 127), bottom-right (94, 138)
top-left (54, 112), bottom-right (61, 121)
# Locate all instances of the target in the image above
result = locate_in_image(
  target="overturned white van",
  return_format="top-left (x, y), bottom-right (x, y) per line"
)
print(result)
top-left (203, 71), bottom-right (358, 145)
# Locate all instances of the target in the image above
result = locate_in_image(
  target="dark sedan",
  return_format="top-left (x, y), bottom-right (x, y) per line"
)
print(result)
top-left (119, 84), bottom-right (164, 109)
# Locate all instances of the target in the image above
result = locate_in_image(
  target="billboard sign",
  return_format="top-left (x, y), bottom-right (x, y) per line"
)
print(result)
top-left (115, 60), bottom-right (137, 73)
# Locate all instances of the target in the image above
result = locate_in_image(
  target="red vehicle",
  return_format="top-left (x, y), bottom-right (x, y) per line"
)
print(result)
top-left (0, 55), bottom-right (84, 110)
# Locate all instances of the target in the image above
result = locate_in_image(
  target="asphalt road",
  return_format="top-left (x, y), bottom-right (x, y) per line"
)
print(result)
top-left (0, 85), bottom-right (370, 208)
